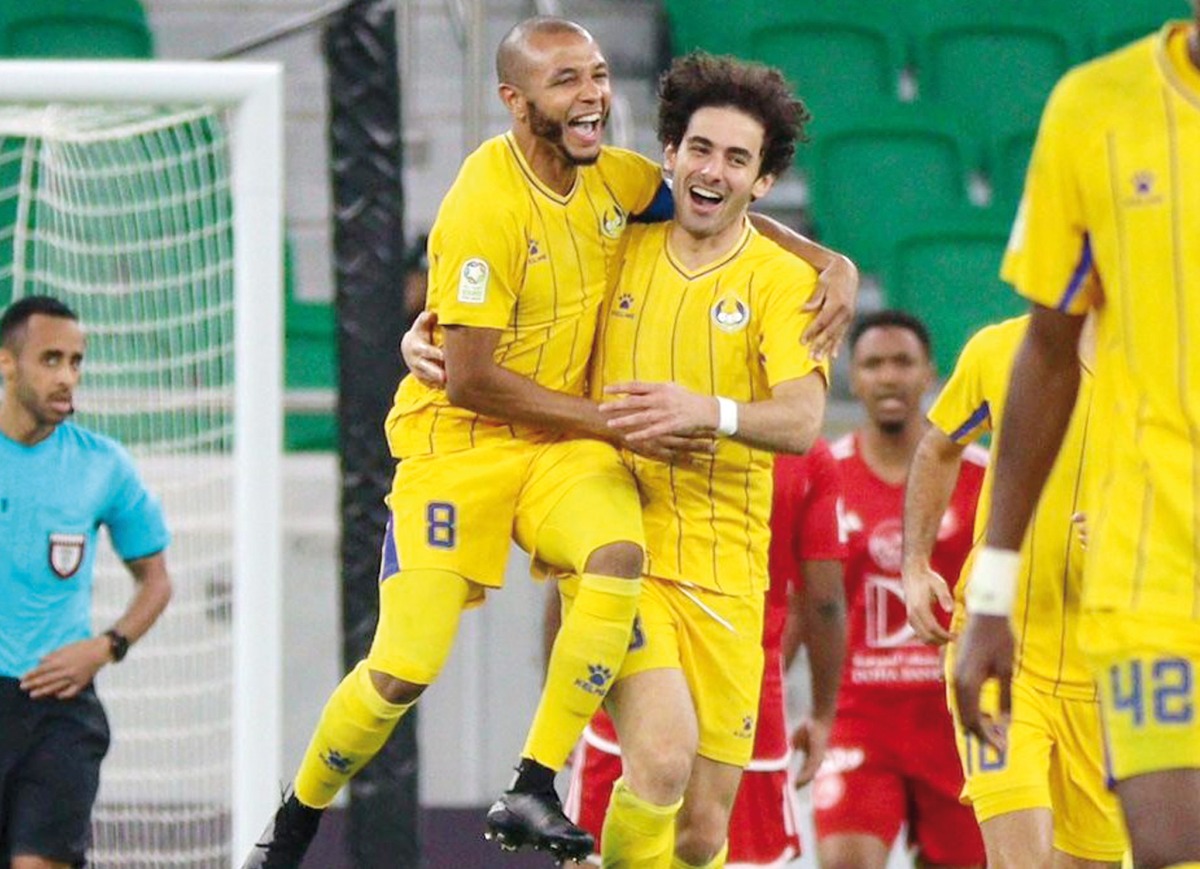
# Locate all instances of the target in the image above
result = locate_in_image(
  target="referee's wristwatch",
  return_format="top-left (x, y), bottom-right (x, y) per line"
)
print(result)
top-left (104, 629), bottom-right (131, 663)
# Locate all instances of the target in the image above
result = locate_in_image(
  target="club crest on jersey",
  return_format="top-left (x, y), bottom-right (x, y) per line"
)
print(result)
top-left (458, 258), bottom-right (489, 304)
top-left (600, 204), bottom-right (626, 240)
top-left (48, 532), bottom-right (85, 579)
top-left (711, 296), bottom-right (749, 333)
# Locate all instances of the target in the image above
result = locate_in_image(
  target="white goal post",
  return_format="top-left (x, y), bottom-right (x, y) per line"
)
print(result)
top-left (0, 62), bottom-right (283, 867)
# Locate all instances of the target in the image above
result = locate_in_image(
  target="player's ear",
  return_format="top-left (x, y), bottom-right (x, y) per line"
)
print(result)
top-left (663, 142), bottom-right (678, 173)
top-left (0, 346), bottom-right (14, 379)
top-left (498, 83), bottom-right (525, 121)
top-left (750, 172), bottom-right (775, 201)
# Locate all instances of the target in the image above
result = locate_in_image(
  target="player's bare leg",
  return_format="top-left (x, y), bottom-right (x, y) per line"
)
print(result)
top-left (601, 668), bottom-right (696, 866)
top-left (979, 808), bottom-right (1118, 868)
top-left (818, 833), bottom-right (892, 869)
top-left (1115, 769), bottom-right (1200, 869)
top-left (673, 755), bottom-right (742, 867)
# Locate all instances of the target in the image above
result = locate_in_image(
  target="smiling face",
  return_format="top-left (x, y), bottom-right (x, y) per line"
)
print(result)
top-left (502, 28), bottom-right (611, 166)
top-left (849, 325), bottom-right (934, 435)
top-left (0, 313), bottom-right (85, 436)
top-left (663, 105), bottom-right (775, 245)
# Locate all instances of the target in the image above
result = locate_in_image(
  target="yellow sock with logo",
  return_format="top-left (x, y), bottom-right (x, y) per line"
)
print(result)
top-left (600, 778), bottom-right (681, 868)
top-left (293, 661), bottom-right (413, 808)
top-left (521, 572), bottom-right (640, 769)
top-left (670, 842), bottom-right (728, 869)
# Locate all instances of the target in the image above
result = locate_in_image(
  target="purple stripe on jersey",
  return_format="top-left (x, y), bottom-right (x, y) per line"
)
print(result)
top-left (379, 516), bottom-right (400, 582)
top-left (949, 401), bottom-right (991, 442)
top-left (1056, 234), bottom-right (1094, 312)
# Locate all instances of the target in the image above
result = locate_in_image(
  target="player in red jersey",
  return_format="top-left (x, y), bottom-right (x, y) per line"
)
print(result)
top-left (815, 310), bottom-right (986, 869)
top-left (560, 439), bottom-right (848, 867)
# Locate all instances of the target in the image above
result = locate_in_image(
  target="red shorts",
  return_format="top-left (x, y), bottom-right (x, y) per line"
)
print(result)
top-left (811, 695), bottom-right (984, 866)
top-left (564, 727), bottom-right (803, 867)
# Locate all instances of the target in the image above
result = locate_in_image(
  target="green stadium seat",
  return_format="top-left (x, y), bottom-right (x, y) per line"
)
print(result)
top-left (283, 242), bottom-right (337, 452)
top-left (884, 212), bottom-right (1025, 375)
top-left (987, 125), bottom-right (1038, 210)
top-left (741, 2), bottom-right (911, 152)
top-left (0, 0), bottom-right (153, 58)
top-left (808, 104), bottom-right (979, 275)
top-left (1087, 0), bottom-right (1184, 54)
top-left (660, 0), bottom-right (751, 57)
top-left (913, 1), bottom-right (1084, 144)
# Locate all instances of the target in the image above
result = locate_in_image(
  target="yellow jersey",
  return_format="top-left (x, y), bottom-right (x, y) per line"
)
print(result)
top-left (929, 316), bottom-right (1097, 699)
top-left (386, 133), bottom-right (662, 458)
top-left (1003, 23), bottom-right (1200, 619)
top-left (594, 220), bottom-right (826, 596)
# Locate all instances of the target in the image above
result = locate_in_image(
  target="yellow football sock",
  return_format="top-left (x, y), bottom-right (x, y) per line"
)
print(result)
top-left (293, 661), bottom-right (413, 808)
top-left (601, 778), bottom-right (681, 869)
top-left (671, 842), bottom-right (728, 869)
top-left (522, 572), bottom-right (640, 769)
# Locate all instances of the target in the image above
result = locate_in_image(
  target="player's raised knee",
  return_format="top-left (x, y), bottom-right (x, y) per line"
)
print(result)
top-left (584, 540), bottom-right (643, 579)
top-left (368, 669), bottom-right (426, 705)
top-left (623, 739), bottom-right (694, 805)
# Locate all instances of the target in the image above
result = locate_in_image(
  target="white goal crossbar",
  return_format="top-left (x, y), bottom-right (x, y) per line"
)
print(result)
top-left (0, 61), bottom-right (284, 866)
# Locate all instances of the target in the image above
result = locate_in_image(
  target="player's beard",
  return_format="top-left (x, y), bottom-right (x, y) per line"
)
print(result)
top-left (527, 99), bottom-right (603, 166)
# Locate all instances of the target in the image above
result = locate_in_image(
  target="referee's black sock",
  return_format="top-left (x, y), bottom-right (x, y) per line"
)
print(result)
top-left (510, 757), bottom-right (556, 795)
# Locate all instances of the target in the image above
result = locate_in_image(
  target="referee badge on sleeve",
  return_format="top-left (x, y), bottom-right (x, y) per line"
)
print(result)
top-left (49, 532), bottom-right (86, 579)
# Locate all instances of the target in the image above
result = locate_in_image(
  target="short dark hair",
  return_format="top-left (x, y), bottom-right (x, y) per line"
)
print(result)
top-left (849, 309), bottom-right (932, 357)
top-left (657, 52), bottom-right (810, 180)
top-left (0, 295), bottom-right (78, 350)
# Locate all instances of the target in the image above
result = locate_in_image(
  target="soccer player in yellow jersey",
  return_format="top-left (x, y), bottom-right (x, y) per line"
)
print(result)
top-left (246, 17), bottom-right (856, 869)
top-left (953, 10), bottom-right (1200, 869)
top-left (903, 315), bottom-right (1125, 868)
top-left (592, 53), bottom-right (829, 869)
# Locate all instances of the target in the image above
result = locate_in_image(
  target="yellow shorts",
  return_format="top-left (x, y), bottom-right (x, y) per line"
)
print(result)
top-left (945, 648), bottom-right (1125, 862)
top-left (383, 436), bottom-right (644, 588)
top-left (368, 437), bottom-right (643, 684)
top-left (612, 576), bottom-right (764, 767)
top-left (1082, 611), bottom-right (1200, 783)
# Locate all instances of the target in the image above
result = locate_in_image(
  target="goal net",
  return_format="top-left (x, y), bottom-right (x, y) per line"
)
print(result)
top-left (0, 63), bottom-right (283, 868)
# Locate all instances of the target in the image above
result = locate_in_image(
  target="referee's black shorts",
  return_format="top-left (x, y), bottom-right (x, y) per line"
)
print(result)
top-left (0, 676), bottom-right (111, 867)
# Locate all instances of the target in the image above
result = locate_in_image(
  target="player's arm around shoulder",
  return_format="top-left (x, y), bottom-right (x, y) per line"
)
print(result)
top-left (749, 215), bottom-right (858, 360)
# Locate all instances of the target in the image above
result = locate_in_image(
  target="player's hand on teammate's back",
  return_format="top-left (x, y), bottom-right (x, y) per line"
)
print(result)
top-left (901, 563), bottom-right (955, 645)
top-left (400, 310), bottom-right (445, 388)
top-left (952, 614), bottom-right (1014, 752)
top-left (791, 715), bottom-right (832, 787)
top-left (20, 636), bottom-right (112, 699)
top-left (802, 254), bottom-right (858, 361)
top-left (601, 381), bottom-right (721, 442)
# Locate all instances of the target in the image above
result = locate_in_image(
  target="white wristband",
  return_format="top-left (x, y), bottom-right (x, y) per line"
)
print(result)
top-left (964, 546), bottom-right (1021, 616)
top-left (715, 396), bottom-right (739, 437)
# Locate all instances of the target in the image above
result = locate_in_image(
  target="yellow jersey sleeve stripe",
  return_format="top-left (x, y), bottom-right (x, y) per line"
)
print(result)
top-left (1055, 234), bottom-right (1095, 312)
top-left (948, 401), bottom-right (992, 443)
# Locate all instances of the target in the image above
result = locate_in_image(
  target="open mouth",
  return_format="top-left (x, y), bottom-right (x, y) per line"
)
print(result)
top-left (567, 113), bottom-right (602, 145)
top-left (688, 184), bottom-right (724, 212)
